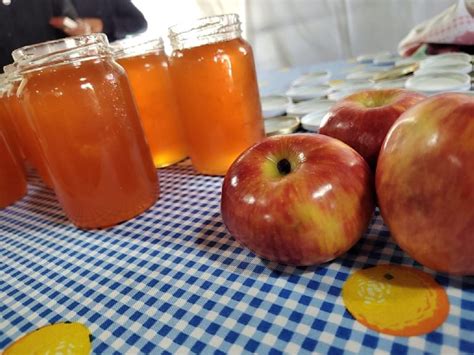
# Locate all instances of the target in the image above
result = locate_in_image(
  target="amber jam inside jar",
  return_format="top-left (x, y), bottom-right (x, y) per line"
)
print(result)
top-left (168, 14), bottom-right (264, 175)
top-left (3, 64), bottom-right (53, 187)
top-left (0, 75), bottom-right (23, 164)
top-left (0, 76), bottom-right (27, 208)
top-left (13, 34), bottom-right (158, 229)
top-left (113, 37), bottom-right (187, 168)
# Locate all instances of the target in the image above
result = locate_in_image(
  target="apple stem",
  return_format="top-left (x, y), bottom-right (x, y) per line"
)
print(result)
top-left (277, 158), bottom-right (292, 176)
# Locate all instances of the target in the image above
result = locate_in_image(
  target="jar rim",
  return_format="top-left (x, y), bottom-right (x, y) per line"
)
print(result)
top-left (12, 33), bottom-right (108, 63)
top-left (111, 36), bottom-right (164, 59)
top-left (13, 34), bottom-right (112, 74)
top-left (3, 63), bottom-right (21, 82)
top-left (168, 13), bottom-right (241, 51)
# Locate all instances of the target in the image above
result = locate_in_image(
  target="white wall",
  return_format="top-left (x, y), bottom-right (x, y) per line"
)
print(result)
top-left (133, 0), bottom-right (455, 69)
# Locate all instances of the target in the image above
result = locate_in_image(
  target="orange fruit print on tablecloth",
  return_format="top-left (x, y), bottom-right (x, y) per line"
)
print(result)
top-left (342, 264), bottom-right (449, 336)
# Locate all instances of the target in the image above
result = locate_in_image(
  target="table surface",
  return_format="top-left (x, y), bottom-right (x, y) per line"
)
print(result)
top-left (1, 60), bottom-right (474, 354)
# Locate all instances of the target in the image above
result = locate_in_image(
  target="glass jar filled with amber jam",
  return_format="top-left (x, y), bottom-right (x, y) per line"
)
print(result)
top-left (13, 34), bottom-right (158, 229)
top-left (0, 75), bottom-right (27, 208)
top-left (3, 64), bottom-right (53, 187)
top-left (168, 14), bottom-right (264, 175)
top-left (112, 37), bottom-right (187, 168)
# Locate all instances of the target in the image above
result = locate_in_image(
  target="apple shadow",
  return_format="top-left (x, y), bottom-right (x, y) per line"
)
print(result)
top-left (343, 210), bottom-right (474, 290)
top-left (192, 208), bottom-right (474, 290)
top-left (193, 211), bottom-right (327, 278)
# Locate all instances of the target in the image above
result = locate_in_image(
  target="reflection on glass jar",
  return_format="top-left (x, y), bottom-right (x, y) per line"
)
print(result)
top-left (3, 64), bottom-right (53, 187)
top-left (0, 75), bottom-right (24, 166)
top-left (13, 34), bottom-right (158, 229)
top-left (169, 14), bottom-right (264, 175)
top-left (112, 37), bottom-right (187, 168)
top-left (0, 82), bottom-right (27, 208)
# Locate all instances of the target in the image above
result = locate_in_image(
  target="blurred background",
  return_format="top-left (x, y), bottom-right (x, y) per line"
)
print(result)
top-left (132, 0), bottom-right (454, 69)
top-left (0, 0), bottom-right (461, 71)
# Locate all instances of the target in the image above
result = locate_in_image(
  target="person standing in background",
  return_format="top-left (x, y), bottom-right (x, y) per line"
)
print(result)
top-left (66, 0), bottom-right (147, 42)
top-left (0, 0), bottom-right (79, 71)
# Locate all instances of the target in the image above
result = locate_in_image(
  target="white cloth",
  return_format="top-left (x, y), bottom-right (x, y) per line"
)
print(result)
top-left (398, 0), bottom-right (474, 56)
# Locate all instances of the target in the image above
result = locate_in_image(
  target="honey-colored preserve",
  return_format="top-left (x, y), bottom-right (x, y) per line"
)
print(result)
top-left (15, 35), bottom-right (158, 228)
top-left (0, 107), bottom-right (27, 208)
top-left (0, 93), bottom-right (23, 164)
top-left (116, 52), bottom-right (187, 168)
top-left (5, 79), bottom-right (53, 187)
top-left (169, 16), bottom-right (264, 175)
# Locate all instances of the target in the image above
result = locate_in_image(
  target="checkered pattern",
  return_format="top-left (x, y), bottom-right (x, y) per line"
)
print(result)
top-left (1, 161), bottom-right (473, 354)
top-left (2, 60), bottom-right (474, 353)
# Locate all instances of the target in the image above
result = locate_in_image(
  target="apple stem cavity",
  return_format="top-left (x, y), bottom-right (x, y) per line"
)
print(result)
top-left (277, 158), bottom-right (292, 176)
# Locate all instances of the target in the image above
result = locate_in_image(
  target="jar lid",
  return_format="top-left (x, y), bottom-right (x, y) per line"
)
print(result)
top-left (420, 53), bottom-right (471, 68)
top-left (111, 36), bottom-right (164, 59)
top-left (395, 57), bottom-right (419, 67)
top-left (301, 110), bottom-right (330, 132)
top-left (264, 115), bottom-right (300, 136)
top-left (327, 90), bottom-right (360, 101)
top-left (329, 78), bottom-right (374, 91)
top-left (356, 51), bottom-right (390, 64)
top-left (285, 85), bottom-right (332, 101)
top-left (372, 63), bottom-right (419, 81)
top-left (374, 77), bottom-right (408, 89)
top-left (287, 98), bottom-right (335, 116)
top-left (291, 71), bottom-right (331, 86)
top-left (260, 95), bottom-right (290, 119)
top-left (373, 53), bottom-right (398, 66)
top-left (2, 63), bottom-right (21, 82)
top-left (415, 62), bottom-right (472, 76)
top-left (405, 73), bottom-right (471, 93)
top-left (346, 69), bottom-right (385, 80)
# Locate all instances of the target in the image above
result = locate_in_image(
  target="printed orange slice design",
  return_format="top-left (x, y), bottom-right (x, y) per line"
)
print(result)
top-left (342, 264), bottom-right (449, 336)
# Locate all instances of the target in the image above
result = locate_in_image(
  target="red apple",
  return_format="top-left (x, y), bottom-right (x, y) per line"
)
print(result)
top-left (376, 93), bottom-right (474, 275)
top-left (320, 89), bottom-right (426, 169)
top-left (221, 133), bottom-right (375, 265)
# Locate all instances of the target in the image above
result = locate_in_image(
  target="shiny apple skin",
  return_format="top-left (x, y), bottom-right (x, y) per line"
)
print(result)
top-left (221, 133), bottom-right (375, 266)
top-left (376, 93), bottom-right (474, 275)
top-left (320, 89), bottom-right (426, 169)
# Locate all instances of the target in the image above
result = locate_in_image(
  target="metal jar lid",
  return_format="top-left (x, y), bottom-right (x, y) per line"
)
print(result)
top-left (405, 73), bottom-right (471, 93)
top-left (264, 115), bottom-right (300, 136)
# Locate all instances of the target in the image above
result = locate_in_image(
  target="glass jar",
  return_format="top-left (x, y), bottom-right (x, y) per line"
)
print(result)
top-left (3, 64), bottom-right (53, 187)
top-left (112, 37), bottom-right (187, 168)
top-left (0, 74), bottom-right (24, 164)
top-left (0, 76), bottom-right (27, 208)
top-left (168, 14), bottom-right (264, 175)
top-left (13, 34), bottom-right (158, 229)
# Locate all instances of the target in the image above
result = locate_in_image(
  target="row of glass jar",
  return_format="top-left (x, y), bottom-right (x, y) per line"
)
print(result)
top-left (0, 14), bottom-right (264, 229)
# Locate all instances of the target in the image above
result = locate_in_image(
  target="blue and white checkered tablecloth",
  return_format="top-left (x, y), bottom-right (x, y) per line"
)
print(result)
top-left (2, 162), bottom-right (473, 354)
top-left (2, 60), bottom-right (474, 354)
